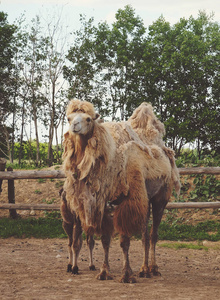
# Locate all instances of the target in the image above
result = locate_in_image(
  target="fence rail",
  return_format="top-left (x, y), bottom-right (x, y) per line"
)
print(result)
top-left (0, 167), bottom-right (219, 214)
top-left (0, 201), bottom-right (220, 211)
top-left (0, 167), bottom-right (219, 180)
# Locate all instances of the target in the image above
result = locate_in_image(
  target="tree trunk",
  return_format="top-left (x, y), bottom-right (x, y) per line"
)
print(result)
top-left (11, 95), bottom-right (16, 163)
top-left (47, 82), bottom-right (56, 166)
top-left (19, 100), bottom-right (26, 165)
top-left (3, 127), bottom-right (12, 163)
top-left (0, 158), bottom-right (6, 194)
top-left (197, 137), bottom-right (201, 159)
top-left (60, 114), bottom-right (65, 157)
top-left (32, 101), bottom-right (40, 166)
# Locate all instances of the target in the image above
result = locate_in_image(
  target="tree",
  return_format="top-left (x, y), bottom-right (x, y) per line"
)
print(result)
top-left (144, 12), bottom-right (220, 154)
top-left (21, 16), bottom-right (48, 165)
top-left (0, 12), bottom-right (17, 160)
top-left (65, 6), bottom-right (147, 120)
top-left (42, 10), bottom-right (69, 165)
top-left (94, 5), bottom-right (147, 120)
top-left (63, 15), bottom-right (99, 102)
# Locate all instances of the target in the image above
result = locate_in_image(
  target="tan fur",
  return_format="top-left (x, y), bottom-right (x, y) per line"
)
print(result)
top-left (128, 102), bottom-right (165, 147)
top-left (66, 99), bottom-right (98, 120)
top-left (61, 98), bottom-right (181, 281)
top-left (62, 99), bottom-right (180, 237)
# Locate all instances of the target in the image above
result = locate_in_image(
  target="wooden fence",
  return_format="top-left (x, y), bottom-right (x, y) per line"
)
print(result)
top-left (0, 167), bottom-right (220, 217)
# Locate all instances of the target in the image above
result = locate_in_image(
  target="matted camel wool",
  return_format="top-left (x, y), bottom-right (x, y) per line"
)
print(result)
top-left (60, 99), bottom-right (180, 283)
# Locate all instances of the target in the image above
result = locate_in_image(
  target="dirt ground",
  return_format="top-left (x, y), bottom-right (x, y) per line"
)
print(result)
top-left (0, 238), bottom-right (220, 300)
top-left (0, 170), bottom-right (220, 299)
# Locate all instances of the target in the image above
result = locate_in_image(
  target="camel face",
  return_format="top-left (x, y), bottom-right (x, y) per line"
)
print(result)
top-left (68, 112), bottom-right (94, 135)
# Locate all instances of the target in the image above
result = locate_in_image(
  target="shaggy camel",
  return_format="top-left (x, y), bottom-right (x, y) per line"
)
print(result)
top-left (61, 99), bottom-right (180, 283)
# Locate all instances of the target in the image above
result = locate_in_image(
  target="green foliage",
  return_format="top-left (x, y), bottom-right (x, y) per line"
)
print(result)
top-left (13, 141), bottom-right (49, 163)
top-left (159, 242), bottom-right (209, 251)
top-left (145, 12), bottom-right (220, 153)
top-left (6, 141), bottom-right (62, 168)
top-left (44, 211), bottom-right (61, 219)
top-left (0, 12), bottom-right (18, 156)
top-left (0, 217), bottom-right (65, 238)
top-left (0, 12), bottom-right (17, 122)
top-left (1, 6), bottom-right (219, 166)
top-left (159, 220), bottom-right (220, 241)
top-left (173, 149), bottom-right (220, 203)
top-left (176, 149), bottom-right (220, 167)
top-left (64, 8), bottom-right (220, 153)
top-left (6, 161), bottom-right (39, 170)
top-left (188, 174), bottom-right (220, 202)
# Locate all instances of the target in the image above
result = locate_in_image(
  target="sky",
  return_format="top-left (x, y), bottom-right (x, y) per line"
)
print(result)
top-left (1, 0), bottom-right (219, 32)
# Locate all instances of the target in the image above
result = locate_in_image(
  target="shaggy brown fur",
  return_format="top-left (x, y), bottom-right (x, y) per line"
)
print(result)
top-left (61, 98), bottom-right (180, 282)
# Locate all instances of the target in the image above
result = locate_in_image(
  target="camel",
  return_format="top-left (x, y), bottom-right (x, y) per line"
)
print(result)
top-left (61, 99), bottom-right (180, 283)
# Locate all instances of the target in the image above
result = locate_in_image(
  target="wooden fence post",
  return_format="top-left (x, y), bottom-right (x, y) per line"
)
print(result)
top-left (7, 166), bottom-right (18, 219)
top-left (0, 158), bottom-right (6, 194)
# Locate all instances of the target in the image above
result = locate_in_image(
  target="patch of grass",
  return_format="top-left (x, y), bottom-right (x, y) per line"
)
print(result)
top-left (44, 211), bottom-right (61, 219)
top-left (42, 198), bottom-right (56, 204)
top-left (38, 178), bottom-right (46, 183)
top-left (55, 180), bottom-right (64, 189)
top-left (0, 218), bottom-right (219, 240)
top-left (159, 220), bottom-right (220, 241)
top-left (0, 217), bottom-right (66, 239)
top-left (159, 242), bottom-right (208, 251)
top-left (34, 189), bottom-right (42, 194)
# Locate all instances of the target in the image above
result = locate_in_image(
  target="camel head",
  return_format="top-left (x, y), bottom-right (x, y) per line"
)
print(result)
top-left (66, 99), bottom-right (100, 136)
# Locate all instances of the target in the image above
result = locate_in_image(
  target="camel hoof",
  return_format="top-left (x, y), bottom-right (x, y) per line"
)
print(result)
top-left (96, 270), bottom-right (113, 281)
top-left (72, 266), bottom-right (79, 274)
top-left (89, 265), bottom-right (96, 271)
top-left (139, 270), bottom-right (151, 278)
top-left (149, 265), bottom-right (161, 276)
top-left (120, 271), bottom-right (136, 283)
top-left (67, 264), bottom-right (72, 273)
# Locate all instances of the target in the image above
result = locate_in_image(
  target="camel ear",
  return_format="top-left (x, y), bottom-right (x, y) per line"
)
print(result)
top-left (94, 113), bottom-right (100, 120)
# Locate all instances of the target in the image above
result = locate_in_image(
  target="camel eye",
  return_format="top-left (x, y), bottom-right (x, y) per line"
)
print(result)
top-left (86, 117), bottom-right (91, 123)
top-left (67, 117), bottom-right (71, 122)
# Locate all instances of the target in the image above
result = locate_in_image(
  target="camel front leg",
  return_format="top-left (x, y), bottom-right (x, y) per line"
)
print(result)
top-left (87, 234), bottom-right (96, 270)
top-left (71, 218), bottom-right (83, 274)
top-left (119, 235), bottom-right (136, 283)
top-left (62, 221), bottom-right (74, 272)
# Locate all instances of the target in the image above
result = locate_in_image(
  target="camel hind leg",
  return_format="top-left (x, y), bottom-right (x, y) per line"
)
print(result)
top-left (139, 205), bottom-right (151, 278)
top-left (96, 210), bottom-right (114, 281)
top-left (149, 192), bottom-right (169, 276)
top-left (119, 235), bottom-right (136, 283)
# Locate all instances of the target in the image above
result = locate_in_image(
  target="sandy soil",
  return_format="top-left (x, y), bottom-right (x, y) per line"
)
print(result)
top-left (0, 170), bottom-right (220, 299)
top-left (0, 238), bottom-right (220, 300)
